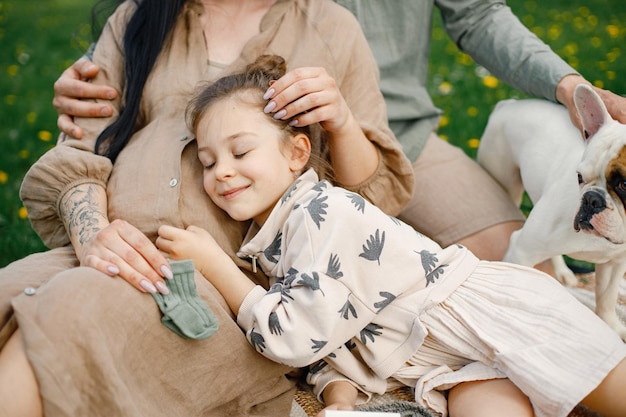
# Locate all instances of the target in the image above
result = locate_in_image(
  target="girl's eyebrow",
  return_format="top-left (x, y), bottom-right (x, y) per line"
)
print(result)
top-left (197, 131), bottom-right (256, 152)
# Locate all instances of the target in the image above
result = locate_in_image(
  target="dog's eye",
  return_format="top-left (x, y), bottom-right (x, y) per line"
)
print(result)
top-left (577, 173), bottom-right (584, 185)
top-left (617, 181), bottom-right (626, 192)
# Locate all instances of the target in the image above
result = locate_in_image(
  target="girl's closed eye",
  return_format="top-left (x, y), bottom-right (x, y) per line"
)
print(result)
top-left (232, 142), bottom-right (255, 159)
top-left (199, 156), bottom-right (216, 170)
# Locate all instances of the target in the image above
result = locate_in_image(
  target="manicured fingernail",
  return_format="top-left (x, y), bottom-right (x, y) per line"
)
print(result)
top-left (100, 106), bottom-right (111, 116)
top-left (106, 265), bottom-right (120, 275)
top-left (160, 265), bottom-right (173, 279)
top-left (289, 119), bottom-right (298, 127)
top-left (106, 90), bottom-right (116, 100)
top-left (263, 101), bottom-right (276, 114)
top-left (263, 88), bottom-right (274, 100)
top-left (273, 109), bottom-right (287, 120)
top-left (140, 280), bottom-right (157, 294)
top-left (155, 281), bottom-right (170, 295)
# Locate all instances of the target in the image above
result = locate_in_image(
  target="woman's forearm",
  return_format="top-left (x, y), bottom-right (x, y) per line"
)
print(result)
top-left (59, 183), bottom-right (110, 259)
top-left (328, 114), bottom-right (379, 187)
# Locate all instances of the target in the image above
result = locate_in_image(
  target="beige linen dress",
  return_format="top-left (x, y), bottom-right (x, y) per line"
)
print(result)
top-left (0, 0), bottom-right (413, 416)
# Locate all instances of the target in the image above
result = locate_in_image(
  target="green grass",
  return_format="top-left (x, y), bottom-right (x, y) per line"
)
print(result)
top-left (0, 0), bottom-right (625, 267)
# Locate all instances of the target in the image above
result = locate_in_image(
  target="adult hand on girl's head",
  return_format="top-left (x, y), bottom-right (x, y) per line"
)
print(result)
top-left (262, 66), bottom-right (353, 134)
top-left (80, 219), bottom-right (173, 295)
top-left (53, 57), bottom-right (118, 140)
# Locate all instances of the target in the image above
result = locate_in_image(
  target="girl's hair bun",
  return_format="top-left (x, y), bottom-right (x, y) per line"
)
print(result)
top-left (245, 55), bottom-right (287, 81)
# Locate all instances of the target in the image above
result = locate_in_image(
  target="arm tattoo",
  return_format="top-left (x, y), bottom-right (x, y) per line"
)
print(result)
top-left (61, 185), bottom-right (108, 245)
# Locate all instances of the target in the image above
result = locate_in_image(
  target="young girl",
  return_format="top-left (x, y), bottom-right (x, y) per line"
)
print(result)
top-left (156, 55), bottom-right (626, 417)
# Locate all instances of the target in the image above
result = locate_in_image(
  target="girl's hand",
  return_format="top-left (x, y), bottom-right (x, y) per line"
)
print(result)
top-left (262, 67), bottom-right (353, 135)
top-left (156, 225), bottom-right (233, 280)
top-left (157, 225), bottom-right (255, 315)
top-left (80, 219), bottom-right (173, 295)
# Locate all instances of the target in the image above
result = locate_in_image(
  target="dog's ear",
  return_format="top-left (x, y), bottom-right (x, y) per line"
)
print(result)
top-left (573, 84), bottom-right (611, 140)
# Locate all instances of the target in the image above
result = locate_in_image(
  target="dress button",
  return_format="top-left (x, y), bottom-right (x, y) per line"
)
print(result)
top-left (169, 179), bottom-right (178, 187)
top-left (24, 287), bottom-right (36, 295)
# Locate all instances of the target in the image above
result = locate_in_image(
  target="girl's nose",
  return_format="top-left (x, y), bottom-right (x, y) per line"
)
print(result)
top-left (214, 159), bottom-right (235, 180)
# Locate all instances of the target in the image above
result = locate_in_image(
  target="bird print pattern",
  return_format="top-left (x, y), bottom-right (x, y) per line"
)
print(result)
top-left (237, 171), bottom-right (463, 373)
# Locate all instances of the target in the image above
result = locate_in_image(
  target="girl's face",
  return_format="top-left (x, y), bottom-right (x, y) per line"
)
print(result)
top-left (196, 96), bottom-right (309, 225)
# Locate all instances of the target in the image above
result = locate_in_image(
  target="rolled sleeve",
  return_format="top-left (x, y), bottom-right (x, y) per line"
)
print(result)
top-left (20, 141), bottom-right (112, 248)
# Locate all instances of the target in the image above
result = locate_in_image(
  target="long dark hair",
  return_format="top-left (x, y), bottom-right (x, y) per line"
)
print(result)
top-left (92, 0), bottom-right (186, 162)
top-left (187, 55), bottom-right (335, 182)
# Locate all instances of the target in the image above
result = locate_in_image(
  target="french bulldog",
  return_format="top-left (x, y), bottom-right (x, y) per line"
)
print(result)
top-left (477, 84), bottom-right (626, 340)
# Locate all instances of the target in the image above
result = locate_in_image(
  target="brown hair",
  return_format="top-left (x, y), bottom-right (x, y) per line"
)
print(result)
top-left (187, 55), bottom-right (334, 181)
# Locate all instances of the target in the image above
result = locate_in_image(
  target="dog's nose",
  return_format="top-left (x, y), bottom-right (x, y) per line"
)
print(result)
top-left (574, 190), bottom-right (606, 231)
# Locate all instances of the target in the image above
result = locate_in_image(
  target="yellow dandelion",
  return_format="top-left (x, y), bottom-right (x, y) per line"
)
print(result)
top-left (586, 15), bottom-right (598, 28)
top-left (439, 115), bottom-right (450, 128)
top-left (19, 149), bottom-right (30, 159)
top-left (606, 25), bottom-right (619, 38)
top-left (456, 53), bottom-right (473, 66)
top-left (521, 15), bottom-right (535, 27)
top-left (593, 80), bottom-right (605, 89)
top-left (440, 135), bottom-right (449, 142)
top-left (432, 27), bottom-right (445, 41)
top-left (18, 206), bottom-right (28, 220)
top-left (26, 112), bottom-right (36, 124)
top-left (7, 64), bottom-right (18, 76)
top-left (438, 81), bottom-right (453, 95)
top-left (467, 107), bottom-right (479, 117)
top-left (5, 95), bottom-right (16, 105)
top-left (577, 6), bottom-right (591, 17)
top-left (573, 17), bottom-right (585, 30)
top-left (607, 49), bottom-right (620, 63)
top-left (467, 138), bottom-right (480, 149)
top-left (606, 71), bottom-right (616, 81)
top-left (564, 43), bottom-right (578, 56)
top-left (0, 170), bottom-right (7, 184)
top-left (38, 130), bottom-right (52, 142)
top-left (547, 25), bottom-right (562, 41)
top-left (590, 37), bottom-right (602, 48)
top-left (531, 26), bottom-right (545, 38)
top-left (482, 75), bottom-right (499, 88)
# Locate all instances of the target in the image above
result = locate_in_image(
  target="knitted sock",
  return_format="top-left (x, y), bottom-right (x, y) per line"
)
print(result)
top-left (152, 259), bottom-right (218, 340)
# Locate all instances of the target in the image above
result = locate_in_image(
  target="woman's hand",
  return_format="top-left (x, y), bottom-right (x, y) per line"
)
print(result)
top-left (53, 57), bottom-right (118, 140)
top-left (262, 66), bottom-right (353, 135)
top-left (80, 219), bottom-right (173, 295)
top-left (264, 67), bottom-right (378, 186)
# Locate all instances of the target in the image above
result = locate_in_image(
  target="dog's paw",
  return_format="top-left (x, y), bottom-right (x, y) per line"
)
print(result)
top-left (551, 256), bottom-right (579, 287)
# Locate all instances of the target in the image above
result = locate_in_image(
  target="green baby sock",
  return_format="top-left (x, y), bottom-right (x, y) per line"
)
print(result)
top-left (152, 259), bottom-right (218, 340)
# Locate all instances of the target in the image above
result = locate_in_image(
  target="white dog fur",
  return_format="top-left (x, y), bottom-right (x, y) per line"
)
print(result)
top-left (478, 84), bottom-right (626, 340)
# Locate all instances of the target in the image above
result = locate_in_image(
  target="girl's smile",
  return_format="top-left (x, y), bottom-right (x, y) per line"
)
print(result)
top-left (195, 95), bottom-right (309, 225)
